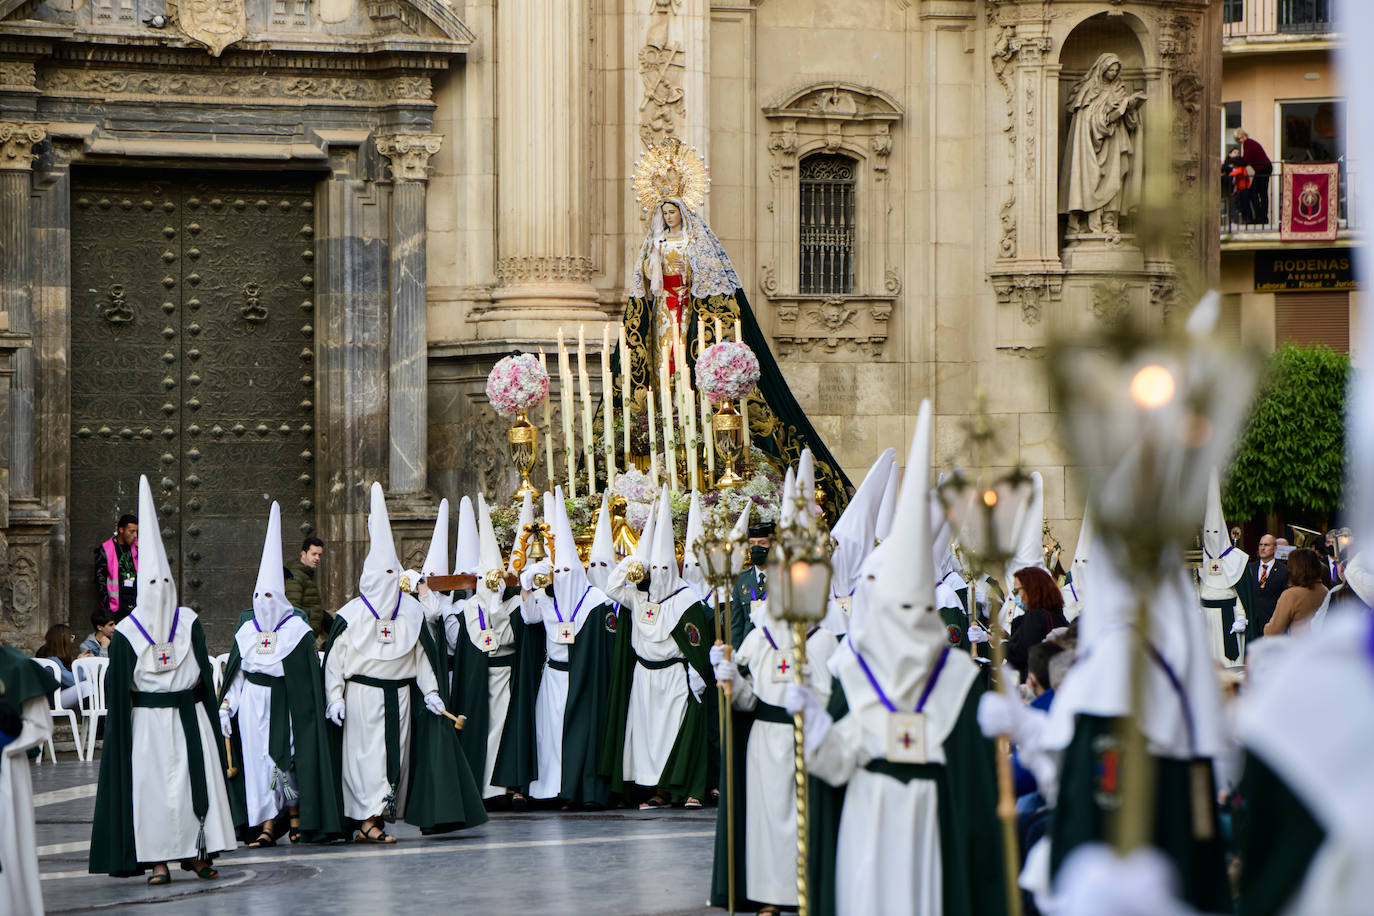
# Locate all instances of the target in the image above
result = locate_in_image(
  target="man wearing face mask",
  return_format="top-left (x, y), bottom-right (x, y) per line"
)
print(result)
top-left (729, 522), bottom-right (775, 648)
top-left (601, 486), bottom-right (714, 809)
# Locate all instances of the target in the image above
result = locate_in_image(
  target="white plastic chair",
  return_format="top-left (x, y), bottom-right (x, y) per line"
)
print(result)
top-left (73, 656), bottom-right (110, 761)
top-left (212, 653), bottom-right (229, 697)
top-left (32, 657), bottom-right (83, 763)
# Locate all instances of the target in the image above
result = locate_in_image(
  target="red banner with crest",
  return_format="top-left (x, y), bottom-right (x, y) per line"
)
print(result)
top-left (1280, 162), bottom-right (1340, 241)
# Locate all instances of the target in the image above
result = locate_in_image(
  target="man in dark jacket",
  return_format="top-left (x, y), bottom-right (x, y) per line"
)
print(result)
top-left (284, 536), bottom-right (326, 637)
top-left (1246, 534), bottom-right (1288, 638)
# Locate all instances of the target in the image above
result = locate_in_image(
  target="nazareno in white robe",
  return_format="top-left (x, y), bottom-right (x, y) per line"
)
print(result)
top-left (733, 622), bottom-right (837, 906)
top-left (1, 692), bottom-right (52, 915)
top-left (324, 595), bottom-right (438, 821)
top-left (807, 643), bottom-right (979, 916)
top-left (118, 612), bottom-right (237, 864)
top-left (447, 592), bottom-right (520, 798)
top-left (620, 586), bottom-right (697, 788)
top-left (221, 615), bottom-right (315, 825)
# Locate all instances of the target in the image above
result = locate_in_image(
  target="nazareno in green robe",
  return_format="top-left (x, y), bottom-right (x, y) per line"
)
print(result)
top-left (506, 593), bottom-right (621, 805)
top-left (614, 286), bottom-right (852, 514)
top-left (448, 588), bottom-right (540, 794)
top-left (89, 622), bottom-right (225, 877)
top-left (1049, 713), bottom-right (1229, 912)
top-left (599, 596), bottom-right (714, 802)
top-left (321, 613), bottom-right (489, 835)
top-left (219, 608), bottom-right (344, 843)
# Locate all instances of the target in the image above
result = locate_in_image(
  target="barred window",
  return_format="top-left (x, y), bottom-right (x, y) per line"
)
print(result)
top-left (1222, 0), bottom-right (1242, 24)
top-left (799, 154), bottom-right (856, 295)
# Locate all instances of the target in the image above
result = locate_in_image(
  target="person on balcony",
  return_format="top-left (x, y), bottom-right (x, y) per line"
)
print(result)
top-left (1234, 129), bottom-right (1273, 224)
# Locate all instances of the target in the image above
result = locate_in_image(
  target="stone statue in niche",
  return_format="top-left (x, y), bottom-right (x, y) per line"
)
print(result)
top-left (1059, 53), bottom-right (1146, 245)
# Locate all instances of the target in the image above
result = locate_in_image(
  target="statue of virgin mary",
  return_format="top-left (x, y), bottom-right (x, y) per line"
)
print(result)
top-left (616, 139), bottom-right (851, 512)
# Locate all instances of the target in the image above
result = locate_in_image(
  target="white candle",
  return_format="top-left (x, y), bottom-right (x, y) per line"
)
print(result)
top-left (714, 316), bottom-right (722, 344)
top-left (698, 323), bottom-right (714, 480)
top-left (558, 328), bottom-right (577, 498)
top-left (647, 387), bottom-right (659, 486)
top-left (579, 324), bottom-right (595, 496)
top-left (659, 346), bottom-right (678, 492)
top-left (619, 322), bottom-right (631, 467)
top-left (735, 320), bottom-right (749, 473)
top-left (676, 332), bottom-right (698, 491)
top-left (602, 324), bottom-right (615, 491)
top-left (539, 348), bottom-right (555, 488)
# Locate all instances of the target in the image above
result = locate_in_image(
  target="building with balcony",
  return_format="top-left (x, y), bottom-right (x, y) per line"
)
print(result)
top-left (1220, 0), bottom-right (1360, 354)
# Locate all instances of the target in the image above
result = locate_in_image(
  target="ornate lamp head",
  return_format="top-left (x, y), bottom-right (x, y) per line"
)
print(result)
top-left (768, 485), bottom-right (834, 625)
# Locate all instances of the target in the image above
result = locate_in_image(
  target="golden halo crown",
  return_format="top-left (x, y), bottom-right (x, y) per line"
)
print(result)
top-left (633, 137), bottom-right (709, 214)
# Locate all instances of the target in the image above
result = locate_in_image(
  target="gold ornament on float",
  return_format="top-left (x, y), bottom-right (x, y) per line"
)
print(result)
top-left (633, 137), bottom-right (710, 213)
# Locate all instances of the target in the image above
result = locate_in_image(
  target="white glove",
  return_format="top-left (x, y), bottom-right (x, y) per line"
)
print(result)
top-left (978, 664), bottom-right (1044, 747)
top-left (687, 666), bottom-right (707, 701)
top-left (968, 624), bottom-right (990, 645)
top-left (783, 683), bottom-right (833, 758)
top-left (326, 699), bottom-right (346, 726)
top-left (709, 643), bottom-right (727, 666)
top-left (219, 708), bottom-right (233, 738)
top-left (713, 659), bottom-right (744, 692)
top-left (423, 691), bottom-right (446, 716)
top-left (1230, 614), bottom-right (1247, 635)
top-left (520, 561), bottom-right (552, 592)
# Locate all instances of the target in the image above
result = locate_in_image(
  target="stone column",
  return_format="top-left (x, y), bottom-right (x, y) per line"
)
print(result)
top-left (0, 122), bottom-right (43, 501)
top-left (376, 133), bottom-right (442, 496)
top-left (491, 0), bottom-right (602, 320)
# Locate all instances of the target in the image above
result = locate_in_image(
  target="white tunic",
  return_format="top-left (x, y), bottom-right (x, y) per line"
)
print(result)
top-left (621, 588), bottom-right (697, 787)
top-left (734, 625), bottom-right (836, 906)
top-left (221, 616), bottom-right (314, 825)
top-left (447, 593), bottom-right (519, 798)
top-left (117, 613), bottom-right (237, 864)
top-left (1, 694), bottom-right (51, 916)
top-left (324, 597), bottom-right (438, 821)
top-left (808, 645), bottom-right (979, 916)
top-left (522, 588), bottom-right (602, 799)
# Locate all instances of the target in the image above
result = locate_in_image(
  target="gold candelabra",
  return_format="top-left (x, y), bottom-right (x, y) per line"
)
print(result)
top-left (507, 410), bottom-right (539, 500)
top-left (767, 487), bottom-right (834, 916)
top-left (712, 399), bottom-right (746, 488)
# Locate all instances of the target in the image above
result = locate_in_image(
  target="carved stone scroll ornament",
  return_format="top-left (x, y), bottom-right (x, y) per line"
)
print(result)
top-left (375, 133), bottom-right (444, 182)
top-left (773, 296), bottom-right (893, 358)
top-left (0, 122), bottom-right (47, 170)
top-left (167, 0), bottom-right (248, 57)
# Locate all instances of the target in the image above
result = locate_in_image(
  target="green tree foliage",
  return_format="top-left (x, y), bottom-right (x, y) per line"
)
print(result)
top-left (1224, 344), bottom-right (1349, 521)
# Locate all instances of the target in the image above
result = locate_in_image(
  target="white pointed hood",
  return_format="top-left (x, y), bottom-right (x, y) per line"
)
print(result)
top-left (874, 460), bottom-right (901, 544)
top-left (824, 447), bottom-right (897, 633)
top-left (779, 467), bottom-right (798, 530)
top-left (848, 400), bottom-right (949, 702)
top-left (797, 448), bottom-right (818, 518)
top-left (130, 474), bottom-right (180, 638)
top-left (551, 486), bottom-right (604, 624)
top-left (415, 498), bottom-right (452, 621)
top-left (649, 484), bottom-right (684, 601)
top-left (253, 501), bottom-right (294, 630)
top-left (1062, 501), bottom-right (1095, 619)
top-left (473, 493), bottom-right (508, 614)
top-left (454, 496), bottom-right (479, 578)
top-left (682, 491), bottom-right (709, 600)
top-left (1004, 470), bottom-right (1045, 592)
top-left (633, 488), bottom-right (658, 564)
top-left (358, 482), bottom-right (403, 618)
top-left (588, 492), bottom-right (615, 591)
top-left (510, 491), bottom-right (535, 573)
top-left (932, 492), bottom-right (967, 611)
top-left (1200, 466), bottom-right (1247, 589)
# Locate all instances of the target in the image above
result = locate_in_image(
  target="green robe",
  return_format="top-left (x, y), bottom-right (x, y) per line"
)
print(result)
top-left (0, 647), bottom-right (60, 755)
top-left (616, 286), bottom-right (851, 513)
top-left (89, 622), bottom-right (225, 876)
top-left (599, 598), bottom-right (714, 801)
top-left (321, 614), bottom-right (489, 835)
top-left (1049, 714), bottom-right (1229, 911)
top-left (1236, 750), bottom-right (1325, 916)
top-left (449, 592), bottom-right (539, 794)
top-left (219, 608), bottom-right (344, 843)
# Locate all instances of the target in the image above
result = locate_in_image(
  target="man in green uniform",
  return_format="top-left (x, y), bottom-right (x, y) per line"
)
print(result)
top-left (284, 536), bottom-right (325, 639)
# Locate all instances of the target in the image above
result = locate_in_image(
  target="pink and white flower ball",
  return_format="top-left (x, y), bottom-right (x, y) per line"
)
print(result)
top-left (485, 353), bottom-right (550, 418)
top-left (694, 341), bottom-right (760, 404)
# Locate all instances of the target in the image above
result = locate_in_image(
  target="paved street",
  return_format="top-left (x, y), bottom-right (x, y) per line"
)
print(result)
top-left (29, 755), bottom-right (720, 915)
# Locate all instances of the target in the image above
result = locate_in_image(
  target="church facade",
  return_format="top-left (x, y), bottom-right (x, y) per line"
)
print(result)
top-left (0, 0), bottom-right (1219, 648)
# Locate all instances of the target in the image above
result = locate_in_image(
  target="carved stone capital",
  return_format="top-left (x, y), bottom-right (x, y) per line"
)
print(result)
top-left (991, 269), bottom-right (1065, 326)
top-left (0, 122), bottom-right (46, 171)
top-left (375, 133), bottom-right (443, 182)
top-left (771, 295), bottom-right (894, 358)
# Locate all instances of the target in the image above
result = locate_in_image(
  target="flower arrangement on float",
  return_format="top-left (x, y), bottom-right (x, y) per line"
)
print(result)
top-left (485, 353), bottom-right (549, 418)
top-left (695, 341), bottom-right (761, 488)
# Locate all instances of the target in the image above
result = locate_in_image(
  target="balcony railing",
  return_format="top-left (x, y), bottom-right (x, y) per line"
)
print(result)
top-left (1220, 160), bottom-right (1355, 237)
top-left (1224, 0), bottom-right (1335, 41)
